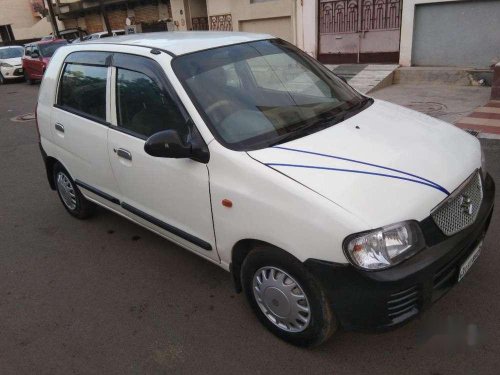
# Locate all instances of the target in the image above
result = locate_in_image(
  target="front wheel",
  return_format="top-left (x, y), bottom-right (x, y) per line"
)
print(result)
top-left (241, 246), bottom-right (337, 347)
top-left (24, 71), bottom-right (34, 85)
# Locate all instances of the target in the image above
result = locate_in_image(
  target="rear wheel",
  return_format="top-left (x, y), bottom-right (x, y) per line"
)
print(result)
top-left (53, 162), bottom-right (95, 219)
top-left (0, 73), bottom-right (5, 84)
top-left (241, 246), bottom-right (337, 347)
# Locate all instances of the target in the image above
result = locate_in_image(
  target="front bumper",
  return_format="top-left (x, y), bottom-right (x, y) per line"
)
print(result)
top-left (1, 66), bottom-right (23, 79)
top-left (305, 173), bottom-right (495, 332)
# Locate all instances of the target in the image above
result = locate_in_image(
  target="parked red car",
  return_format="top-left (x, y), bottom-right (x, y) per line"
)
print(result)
top-left (22, 39), bottom-right (67, 84)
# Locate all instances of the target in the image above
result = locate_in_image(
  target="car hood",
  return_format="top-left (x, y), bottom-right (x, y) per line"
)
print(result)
top-left (248, 99), bottom-right (480, 227)
top-left (0, 57), bottom-right (22, 66)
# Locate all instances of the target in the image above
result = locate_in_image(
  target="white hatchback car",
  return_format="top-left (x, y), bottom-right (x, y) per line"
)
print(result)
top-left (37, 32), bottom-right (494, 347)
top-left (0, 46), bottom-right (24, 84)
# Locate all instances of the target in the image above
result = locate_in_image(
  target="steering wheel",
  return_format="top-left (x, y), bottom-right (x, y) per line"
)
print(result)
top-left (205, 99), bottom-right (234, 122)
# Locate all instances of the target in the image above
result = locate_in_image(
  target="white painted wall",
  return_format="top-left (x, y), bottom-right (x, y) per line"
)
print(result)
top-left (400, 0), bottom-right (464, 66)
top-left (300, 0), bottom-right (318, 57)
top-left (170, 0), bottom-right (188, 30)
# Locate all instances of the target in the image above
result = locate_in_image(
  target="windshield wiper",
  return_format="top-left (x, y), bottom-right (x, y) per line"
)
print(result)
top-left (268, 110), bottom-right (346, 147)
top-left (267, 98), bottom-right (372, 147)
top-left (343, 97), bottom-right (372, 119)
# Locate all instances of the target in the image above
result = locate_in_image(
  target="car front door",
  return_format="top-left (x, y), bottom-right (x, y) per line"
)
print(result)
top-left (107, 53), bottom-right (218, 261)
top-left (23, 46), bottom-right (33, 77)
top-left (30, 46), bottom-right (44, 78)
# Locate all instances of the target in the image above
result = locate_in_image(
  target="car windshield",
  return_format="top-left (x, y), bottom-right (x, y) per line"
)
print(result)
top-left (0, 47), bottom-right (23, 59)
top-left (39, 41), bottom-right (68, 57)
top-left (172, 39), bottom-right (370, 150)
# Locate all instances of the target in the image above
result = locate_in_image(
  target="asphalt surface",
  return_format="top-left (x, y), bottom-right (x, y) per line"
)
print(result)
top-left (1, 81), bottom-right (499, 374)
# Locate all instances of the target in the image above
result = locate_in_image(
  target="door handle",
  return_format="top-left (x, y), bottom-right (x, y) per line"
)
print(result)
top-left (55, 123), bottom-right (64, 133)
top-left (116, 148), bottom-right (132, 161)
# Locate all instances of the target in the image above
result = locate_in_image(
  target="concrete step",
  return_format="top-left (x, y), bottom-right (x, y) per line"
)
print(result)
top-left (394, 67), bottom-right (492, 86)
top-left (325, 64), bottom-right (399, 94)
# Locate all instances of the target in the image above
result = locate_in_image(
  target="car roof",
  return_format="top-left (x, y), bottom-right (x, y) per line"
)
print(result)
top-left (26, 39), bottom-right (67, 46)
top-left (83, 31), bottom-right (274, 56)
top-left (0, 45), bottom-right (23, 50)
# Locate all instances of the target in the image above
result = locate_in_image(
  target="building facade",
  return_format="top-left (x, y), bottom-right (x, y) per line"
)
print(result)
top-left (0, 0), bottom-right (55, 43)
top-left (300, 0), bottom-right (500, 68)
top-left (53, 0), bottom-right (172, 34)
top-left (52, 0), bottom-right (500, 69)
top-left (400, 0), bottom-right (500, 68)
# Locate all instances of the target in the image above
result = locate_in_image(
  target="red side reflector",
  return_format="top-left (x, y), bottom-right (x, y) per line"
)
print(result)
top-left (222, 199), bottom-right (233, 208)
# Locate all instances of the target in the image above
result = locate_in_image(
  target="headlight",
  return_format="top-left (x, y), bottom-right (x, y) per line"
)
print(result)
top-left (0, 62), bottom-right (13, 68)
top-left (481, 145), bottom-right (487, 178)
top-left (343, 221), bottom-right (425, 270)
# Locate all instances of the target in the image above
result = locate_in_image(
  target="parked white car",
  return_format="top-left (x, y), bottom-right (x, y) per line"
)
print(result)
top-left (0, 46), bottom-right (24, 84)
top-left (82, 29), bottom-right (126, 42)
top-left (36, 32), bottom-right (494, 347)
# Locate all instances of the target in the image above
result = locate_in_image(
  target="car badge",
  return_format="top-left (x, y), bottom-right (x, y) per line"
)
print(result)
top-left (459, 195), bottom-right (474, 216)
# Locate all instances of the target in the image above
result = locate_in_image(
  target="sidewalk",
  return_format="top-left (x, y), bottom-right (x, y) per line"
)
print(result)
top-left (326, 64), bottom-right (398, 94)
top-left (371, 83), bottom-right (493, 135)
top-left (455, 100), bottom-right (500, 137)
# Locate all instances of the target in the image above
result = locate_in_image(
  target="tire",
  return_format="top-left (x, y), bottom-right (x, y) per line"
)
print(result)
top-left (241, 246), bottom-right (337, 347)
top-left (0, 73), bottom-right (5, 84)
top-left (24, 71), bottom-right (34, 85)
top-left (53, 162), bottom-right (95, 219)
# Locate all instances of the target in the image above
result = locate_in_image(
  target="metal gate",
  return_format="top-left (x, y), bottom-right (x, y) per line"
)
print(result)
top-left (318, 0), bottom-right (402, 64)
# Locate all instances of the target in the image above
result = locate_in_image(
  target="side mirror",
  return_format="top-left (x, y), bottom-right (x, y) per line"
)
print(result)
top-left (31, 51), bottom-right (40, 59)
top-left (144, 129), bottom-right (209, 163)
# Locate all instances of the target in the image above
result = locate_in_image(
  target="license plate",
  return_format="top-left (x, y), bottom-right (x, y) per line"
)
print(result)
top-left (458, 241), bottom-right (482, 282)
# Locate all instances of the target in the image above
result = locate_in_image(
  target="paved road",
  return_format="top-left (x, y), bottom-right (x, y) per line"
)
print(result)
top-left (1, 82), bottom-right (499, 375)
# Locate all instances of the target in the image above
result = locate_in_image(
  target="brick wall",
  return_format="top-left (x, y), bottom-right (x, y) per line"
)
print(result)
top-left (63, 18), bottom-right (78, 29)
top-left (134, 4), bottom-right (160, 24)
top-left (108, 8), bottom-right (128, 30)
top-left (85, 12), bottom-right (103, 34)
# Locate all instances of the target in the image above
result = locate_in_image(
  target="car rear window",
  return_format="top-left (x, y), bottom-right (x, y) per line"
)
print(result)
top-left (58, 63), bottom-right (108, 121)
top-left (39, 41), bottom-right (68, 57)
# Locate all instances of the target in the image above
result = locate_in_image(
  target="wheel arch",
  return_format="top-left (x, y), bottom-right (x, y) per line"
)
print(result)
top-left (42, 154), bottom-right (63, 190)
top-left (230, 239), bottom-right (298, 293)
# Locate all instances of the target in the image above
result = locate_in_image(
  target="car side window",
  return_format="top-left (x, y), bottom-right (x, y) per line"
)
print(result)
top-left (116, 68), bottom-right (186, 138)
top-left (25, 46), bottom-right (32, 57)
top-left (58, 63), bottom-right (108, 121)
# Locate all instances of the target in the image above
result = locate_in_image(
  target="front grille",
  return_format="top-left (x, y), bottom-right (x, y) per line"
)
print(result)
top-left (387, 285), bottom-right (420, 322)
top-left (431, 172), bottom-right (483, 236)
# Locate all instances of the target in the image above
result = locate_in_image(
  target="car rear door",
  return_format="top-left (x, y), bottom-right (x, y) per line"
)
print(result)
top-left (51, 51), bottom-right (120, 205)
top-left (106, 53), bottom-right (218, 261)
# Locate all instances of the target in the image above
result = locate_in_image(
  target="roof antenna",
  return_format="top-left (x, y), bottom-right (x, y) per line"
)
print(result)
top-left (150, 49), bottom-right (161, 55)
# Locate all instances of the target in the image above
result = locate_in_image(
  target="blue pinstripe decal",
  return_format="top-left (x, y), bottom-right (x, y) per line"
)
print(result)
top-left (265, 163), bottom-right (449, 195)
top-left (272, 146), bottom-right (450, 195)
